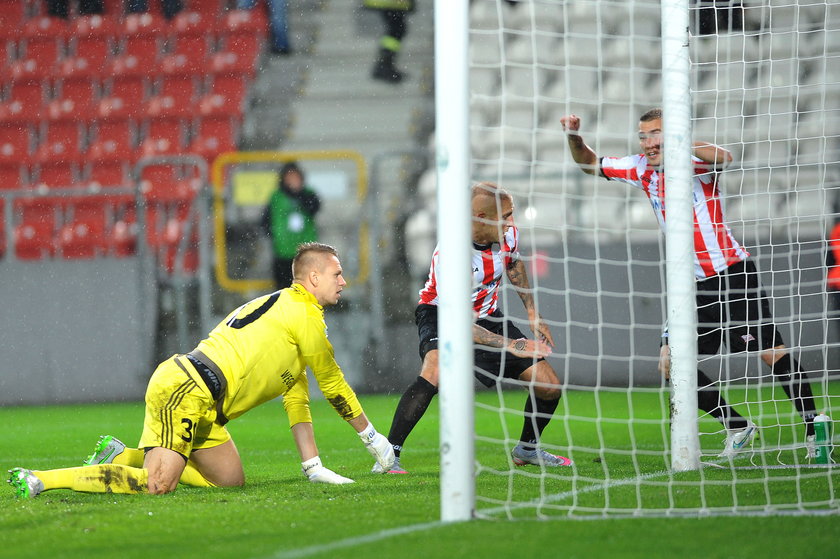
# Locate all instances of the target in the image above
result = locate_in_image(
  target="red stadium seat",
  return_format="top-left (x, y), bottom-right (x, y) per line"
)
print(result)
top-left (188, 116), bottom-right (237, 162)
top-left (138, 117), bottom-right (185, 157)
top-left (0, 162), bottom-right (29, 190)
top-left (159, 35), bottom-right (210, 74)
top-left (184, 0), bottom-right (228, 20)
top-left (0, 124), bottom-right (34, 163)
top-left (34, 121), bottom-right (85, 163)
top-left (33, 160), bottom-right (79, 189)
top-left (98, 75), bottom-right (147, 119)
top-left (14, 220), bottom-right (55, 260)
top-left (0, 3), bottom-right (28, 42)
top-left (206, 51), bottom-right (257, 79)
top-left (59, 37), bottom-right (113, 79)
top-left (86, 159), bottom-right (130, 189)
top-left (87, 117), bottom-right (137, 161)
top-left (145, 75), bottom-right (199, 118)
top-left (13, 197), bottom-right (58, 260)
top-left (171, 11), bottom-right (218, 37)
top-left (139, 163), bottom-right (198, 203)
top-left (57, 217), bottom-right (108, 259)
top-left (46, 77), bottom-right (98, 121)
top-left (219, 9), bottom-right (268, 37)
top-left (0, 80), bottom-right (46, 123)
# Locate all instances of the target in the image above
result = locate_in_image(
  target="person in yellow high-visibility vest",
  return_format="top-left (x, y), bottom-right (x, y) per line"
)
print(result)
top-left (364, 0), bottom-right (414, 83)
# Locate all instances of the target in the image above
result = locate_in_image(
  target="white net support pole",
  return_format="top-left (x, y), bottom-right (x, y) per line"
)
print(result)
top-left (662, 0), bottom-right (701, 472)
top-left (435, 0), bottom-right (476, 522)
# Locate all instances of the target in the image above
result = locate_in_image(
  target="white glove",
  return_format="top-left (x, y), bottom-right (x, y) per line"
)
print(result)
top-left (359, 423), bottom-right (395, 472)
top-left (301, 456), bottom-right (354, 485)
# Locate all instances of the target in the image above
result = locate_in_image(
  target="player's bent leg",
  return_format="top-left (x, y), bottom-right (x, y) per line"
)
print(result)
top-left (9, 464), bottom-right (150, 497)
top-left (144, 447), bottom-right (190, 494)
top-left (188, 439), bottom-right (245, 487)
top-left (512, 361), bottom-right (570, 467)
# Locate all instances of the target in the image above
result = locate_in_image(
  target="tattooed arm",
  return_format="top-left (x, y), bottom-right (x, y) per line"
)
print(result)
top-left (506, 259), bottom-right (555, 347)
top-left (473, 323), bottom-right (552, 359)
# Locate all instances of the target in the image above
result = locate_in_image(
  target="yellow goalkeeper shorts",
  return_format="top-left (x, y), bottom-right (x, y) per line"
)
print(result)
top-left (138, 355), bottom-right (231, 459)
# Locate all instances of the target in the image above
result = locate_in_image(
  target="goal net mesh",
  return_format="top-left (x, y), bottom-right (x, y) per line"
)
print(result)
top-left (464, 0), bottom-right (840, 518)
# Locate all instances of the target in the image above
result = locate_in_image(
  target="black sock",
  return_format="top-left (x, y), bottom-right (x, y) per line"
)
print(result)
top-left (697, 369), bottom-right (749, 431)
top-left (772, 354), bottom-right (817, 436)
top-left (387, 376), bottom-right (438, 457)
top-left (518, 395), bottom-right (560, 451)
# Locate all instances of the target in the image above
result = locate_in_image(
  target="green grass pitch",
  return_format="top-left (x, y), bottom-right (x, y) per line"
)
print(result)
top-left (1, 388), bottom-right (838, 559)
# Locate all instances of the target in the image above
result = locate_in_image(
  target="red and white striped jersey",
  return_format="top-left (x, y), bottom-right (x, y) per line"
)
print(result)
top-left (418, 226), bottom-right (520, 318)
top-left (600, 154), bottom-right (749, 279)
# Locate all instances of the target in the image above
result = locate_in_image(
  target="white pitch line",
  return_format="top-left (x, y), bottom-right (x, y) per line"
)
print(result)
top-left (268, 454), bottom-right (834, 557)
top-left (267, 520), bottom-right (447, 559)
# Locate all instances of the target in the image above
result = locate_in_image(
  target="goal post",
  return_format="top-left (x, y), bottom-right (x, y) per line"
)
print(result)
top-left (662, 0), bottom-right (701, 471)
top-left (435, 0), bottom-right (476, 522)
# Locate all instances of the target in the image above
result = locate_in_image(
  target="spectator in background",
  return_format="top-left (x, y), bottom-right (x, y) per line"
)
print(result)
top-left (126, 0), bottom-right (182, 19)
top-left (365, 0), bottom-right (414, 84)
top-left (238, 0), bottom-right (291, 55)
top-left (46, 0), bottom-right (103, 17)
top-left (262, 162), bottom-right (321, 289)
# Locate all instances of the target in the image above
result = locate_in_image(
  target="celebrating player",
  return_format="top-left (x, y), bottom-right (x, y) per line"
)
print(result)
top-left (560, 108), bottom-right (819, 458)
top-left (375, 182), bottom-right (571, 474)
top-left (8, 243), bottom-right (395, 498)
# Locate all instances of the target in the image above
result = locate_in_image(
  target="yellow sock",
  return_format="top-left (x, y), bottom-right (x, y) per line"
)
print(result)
top-left (35, 465), bottom-right (148, 494)
top-left (111, 447), bottom-right (145, 467)
top-left (178, 462), bottom-right (216, 487)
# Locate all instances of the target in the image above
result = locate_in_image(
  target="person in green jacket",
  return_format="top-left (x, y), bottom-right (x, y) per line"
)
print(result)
top-left (262, 162), bottom-right (321, 288)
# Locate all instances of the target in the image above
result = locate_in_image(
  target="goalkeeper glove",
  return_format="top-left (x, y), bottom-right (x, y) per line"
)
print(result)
top-left (359, 422), bottom-right (395, 472)
top-left (301, 456), bottom-right (354, 485)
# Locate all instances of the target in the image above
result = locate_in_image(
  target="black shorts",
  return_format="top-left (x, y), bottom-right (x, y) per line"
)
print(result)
top-left (415, 304), bottom-right (543, 388)
top-left (665, 259), bottom-right (784, 354)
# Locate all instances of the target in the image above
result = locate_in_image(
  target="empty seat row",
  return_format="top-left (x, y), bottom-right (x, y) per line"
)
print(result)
top-left (2, 193), bottom-right (199, 269)
top-left (1, 72), bottom-right (249, 123)
top-left (1, 116), bottom-right (238, 187)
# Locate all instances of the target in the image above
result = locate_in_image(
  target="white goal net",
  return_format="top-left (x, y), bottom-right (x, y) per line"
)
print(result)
top-left (437, 0), bottom-right (840, 518)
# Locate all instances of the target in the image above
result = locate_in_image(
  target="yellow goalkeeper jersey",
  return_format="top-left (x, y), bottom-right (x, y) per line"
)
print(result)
top-left (193, 283), bottom-right (363, 426)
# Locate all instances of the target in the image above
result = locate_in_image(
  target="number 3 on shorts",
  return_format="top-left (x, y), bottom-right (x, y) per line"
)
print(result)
top-left (181, 417), bottom-right (194, 443)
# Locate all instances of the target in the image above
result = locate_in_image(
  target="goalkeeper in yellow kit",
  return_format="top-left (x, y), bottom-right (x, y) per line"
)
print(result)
top-left (7, 243), bottom-right (395, 498)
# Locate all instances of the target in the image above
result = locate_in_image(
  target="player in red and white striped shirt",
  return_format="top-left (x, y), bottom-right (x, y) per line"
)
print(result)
top-left (373, 182), bottom-right (572, 473)
top-left (561, 108), bottom-right (818, 459)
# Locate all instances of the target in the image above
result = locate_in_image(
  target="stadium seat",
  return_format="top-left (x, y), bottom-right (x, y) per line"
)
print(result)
top-left (144, 75), bottom-right (199, 118)
top-left (139, 163), bottom-right (199, 203)
top-left (34, 120), bottom-right (85, 163)
top-left (33, 160), bottom-right (79, 189)
top-left (0, 2), bottom-right (28, 42)
top-left (219, 9), bottom-right (268, 37)
top-left (13, 197), bottom-right (58, 260)
top-left (184, 0), bottom-right (228, 20)
top-left (86, 159), bottom-right (130, 189)
top-left (138, 117), bottom-right (186, 157)
top-left (0, 80), bottom-right (46, 123)
top-left (87, 117), bottom-right (137, 161)
top-left (207, 72), bottom-right (247, 103)
top-left (57, 217), bottom-right (108, 259)
top-left (206, 49), bottom-right (258, 78)
top-left (0, 124), bottom-right (34, 163)
top-left (46, 77), bottom-right (98, 121)
top-left (14, 220), bottom-right (56, 260)
top-left (159, 35), bottom-right (210, 74)
top-left (171, 10), bottom-right (218, 38)
top-left (0, 162), bottom-right (29, 190)
top-left (98, 75), bottom-right (147, 119)
top-left (188, 116), bottom-right (238, 162)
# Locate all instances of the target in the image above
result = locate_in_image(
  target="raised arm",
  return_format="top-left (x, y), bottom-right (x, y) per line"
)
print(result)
top-left (506, 259), bottom-right (555, 347)
top-left (560, 114), bottom-right (599, 175)
top-left (693, 141), bottom-right (733, 170)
